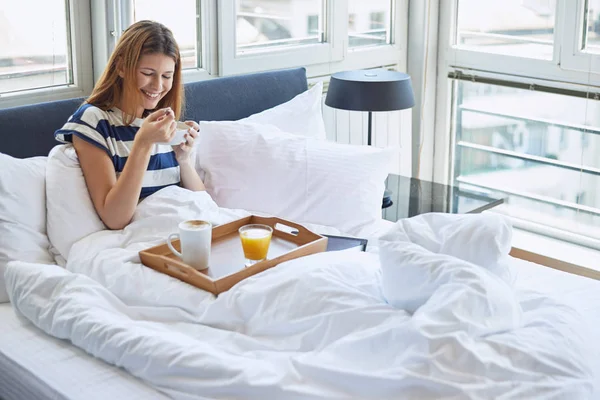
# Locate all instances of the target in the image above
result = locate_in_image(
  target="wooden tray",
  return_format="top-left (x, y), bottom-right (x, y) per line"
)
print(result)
top-left (139, 215), bottom-right (328, 295)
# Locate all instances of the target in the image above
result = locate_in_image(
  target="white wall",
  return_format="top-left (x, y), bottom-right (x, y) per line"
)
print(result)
top-left (321, 95), bottom-right (412, 175)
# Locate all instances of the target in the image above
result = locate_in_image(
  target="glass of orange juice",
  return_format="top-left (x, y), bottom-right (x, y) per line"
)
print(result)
top-left (239, 224), bottom-right (273, 267)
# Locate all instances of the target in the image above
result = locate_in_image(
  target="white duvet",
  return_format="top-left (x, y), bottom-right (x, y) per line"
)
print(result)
top-left (5, 187), bottom-right (593, 399)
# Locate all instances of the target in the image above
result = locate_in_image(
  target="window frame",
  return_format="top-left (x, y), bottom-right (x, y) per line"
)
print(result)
top-left (1, 0), bottom-right (409, 106)
top-left (342, 0), bottom-right (407, 72)
top-left (217, 0), bottom-right (345, 76)
top-left (442, 0), bottom-right (600, 87)
top-left (0, 0), bottom-right (94, 108)
top-left (94, 0), bottom-right (215, 83)
top-left (560, 0), bottom-right (600, 74)
top-left (217, 0), bottom-right (407, 77)
top-left (433, 0), bottom-right (600, 247)
top-left (435, 0), bottom-right (600, 185)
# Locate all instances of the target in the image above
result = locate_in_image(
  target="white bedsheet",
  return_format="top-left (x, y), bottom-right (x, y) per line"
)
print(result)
top-left (511, 258), bottom-right (600, 397)
top-left (3, 187), bottom-right (595, 399)
top-left (2, 257), bottom-right (599, 400)
top-left (0, 303), bottom-right (167, 400)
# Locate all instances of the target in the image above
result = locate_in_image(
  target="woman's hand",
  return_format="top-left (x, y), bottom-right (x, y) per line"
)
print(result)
top-left (135, 108), bottom-right (177, 146)
top-left (176, 120), bottom-right (205, 192)
top-left (173, 121), bottom-right (199, 165)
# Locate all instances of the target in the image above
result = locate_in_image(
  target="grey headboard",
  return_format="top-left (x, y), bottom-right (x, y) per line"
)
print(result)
top-left (0, 67), bottom-right (308, 159)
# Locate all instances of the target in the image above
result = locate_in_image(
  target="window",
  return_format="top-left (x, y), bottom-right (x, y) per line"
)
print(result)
top-left (0, 0), bottom-right (92, 107)
top-left (560, 0), bottom-right (600, 73)
top-left (0, 0), bottom-right (70, 93)
top-left (235, 0), bottom-right (324, 53)
top-left (370, 12), bottom-right (385, 29)
top-left (451, 79), bottom-right (600, 240)
top-left (217, 0), bottom-right (346, 76)
top-left (98, 0), bottom-right (212, 81)
top-left (1, 1), bottom-right (407, 105)
top-left (348, 0), bottom-right (392, 48)
top-left (455, 0), bottom-right (556, 60)
top-left (437, 0), bottom-right (600, 247)
top-left (584, 0), bottom-right (600, 53)
top-left (348, 13), bottom-right (357, 31)
top-left (307, 14), bottom-right (319, 35)
top-left (342, 0), bottom-right (403, 71)
top-left (132, 0), bottom-right (201, 70)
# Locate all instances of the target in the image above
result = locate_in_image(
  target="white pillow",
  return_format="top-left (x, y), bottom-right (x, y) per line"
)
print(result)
top-left (195, 82), bottom-right (326, 176)
top-left (377, 214), bottom-right (519, 325)
top-left (240, 81), bottom-right (326, 140)
top-left (46, 145), bottom-right (106, 260)
top-left (377, 213), bottom-right (515, 313)
top-left (0, 154), bottom-right (54, 303)
top-left (378, 238), bottom-right (522, 332)
top-left (389, 212), bottom-right (514, 283)
top-left (197, 121), bottom-right (392, 234)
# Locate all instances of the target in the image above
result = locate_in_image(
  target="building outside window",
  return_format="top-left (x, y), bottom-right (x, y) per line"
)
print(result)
top-left (438, 0), bottom-right (600, 247)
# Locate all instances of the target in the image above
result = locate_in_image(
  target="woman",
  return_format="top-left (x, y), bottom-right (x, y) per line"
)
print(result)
top-left (55, 20), bottom-right (205, 230)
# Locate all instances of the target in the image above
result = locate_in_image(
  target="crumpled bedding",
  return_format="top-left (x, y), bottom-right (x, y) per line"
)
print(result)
top-left (5, 186), bottom-right (593, 399)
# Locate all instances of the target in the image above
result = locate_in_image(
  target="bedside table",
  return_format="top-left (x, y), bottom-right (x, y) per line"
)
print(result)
top-left (382, 174), bottom-right (505, 222)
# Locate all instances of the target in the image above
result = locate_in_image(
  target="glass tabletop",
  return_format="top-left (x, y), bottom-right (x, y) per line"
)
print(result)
top-left (382, 174), bottom-right (505, 222)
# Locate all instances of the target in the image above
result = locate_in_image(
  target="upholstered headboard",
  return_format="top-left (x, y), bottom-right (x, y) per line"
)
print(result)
top-left (0, 67), bottom-right (308, 159)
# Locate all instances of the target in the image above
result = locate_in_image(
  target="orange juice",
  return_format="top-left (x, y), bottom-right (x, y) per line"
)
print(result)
top-left (239, 227), bottom-right (272, 261)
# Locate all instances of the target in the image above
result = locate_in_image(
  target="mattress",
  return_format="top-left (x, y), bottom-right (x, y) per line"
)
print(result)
top-left (1, 257), bottom-right (599, 400)
top-left (0, 304), bottom-right (167, 400)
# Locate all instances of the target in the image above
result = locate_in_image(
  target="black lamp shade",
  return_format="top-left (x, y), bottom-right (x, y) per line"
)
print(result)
top-left (325, 69), bottom-right (415, 112)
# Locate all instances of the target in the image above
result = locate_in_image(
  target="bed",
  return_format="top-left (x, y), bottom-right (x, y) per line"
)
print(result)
top-left (1, 67), bottom-right (598, 399)
top-left (0, 303), bottom-right (168, 400)
top-left (1, 258), bottom-right (598, 400)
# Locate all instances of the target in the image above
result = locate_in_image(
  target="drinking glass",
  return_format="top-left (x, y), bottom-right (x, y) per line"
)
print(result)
top-left (239, 224), bottom-right (273, 266)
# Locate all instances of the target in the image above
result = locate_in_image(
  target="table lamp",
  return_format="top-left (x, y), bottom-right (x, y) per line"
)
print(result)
top-left (324, 68), bottom-right (415, 208)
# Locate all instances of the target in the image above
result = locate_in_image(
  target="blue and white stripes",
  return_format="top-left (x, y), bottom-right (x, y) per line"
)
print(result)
top-left (55, 104), bottom-right (180, 199)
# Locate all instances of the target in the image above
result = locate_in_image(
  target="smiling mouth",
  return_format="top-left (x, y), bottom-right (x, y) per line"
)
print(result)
top-left (142, 90), bottom-right (161, 100)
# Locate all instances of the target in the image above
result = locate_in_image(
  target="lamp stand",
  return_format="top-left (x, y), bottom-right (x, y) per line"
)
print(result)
top-left (366, 111), bottom-right (393, 209)
top-left (367, 111), bottom-right (373, 146)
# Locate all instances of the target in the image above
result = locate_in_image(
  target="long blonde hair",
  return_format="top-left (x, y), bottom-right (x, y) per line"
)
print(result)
top-left (86, 20), bottom-right (184, 124)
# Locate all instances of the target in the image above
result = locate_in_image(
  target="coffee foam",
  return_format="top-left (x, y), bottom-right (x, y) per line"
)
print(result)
top-left (182, 220), bottom-right (211, 230)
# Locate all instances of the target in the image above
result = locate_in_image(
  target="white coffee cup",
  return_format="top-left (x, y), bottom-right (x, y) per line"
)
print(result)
top-left (161, 121), bottom-right (189, 146)
top-left (167, 220), bottom-right (212, 270)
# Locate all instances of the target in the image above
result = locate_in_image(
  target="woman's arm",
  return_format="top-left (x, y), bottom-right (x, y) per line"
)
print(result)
top-left (178, 159), bottom-right (206, 191)
top-left (174, 121), bottom-right (205, 192)
top-left (74, 136), bottom-right (153, 229)
top-left (74, 108), bottom-right (177, 230)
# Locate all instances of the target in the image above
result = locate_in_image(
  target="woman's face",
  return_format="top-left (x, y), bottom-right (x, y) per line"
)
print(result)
top-left (134, 53), bottom-right (176, 117)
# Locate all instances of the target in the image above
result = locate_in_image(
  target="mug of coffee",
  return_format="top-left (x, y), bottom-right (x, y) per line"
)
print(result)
top-left (167, 220), bottom-right (212, 270)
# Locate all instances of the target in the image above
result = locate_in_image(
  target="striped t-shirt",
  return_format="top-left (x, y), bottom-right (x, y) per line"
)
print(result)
top-left (55, 104), bottom-right (180, 199)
